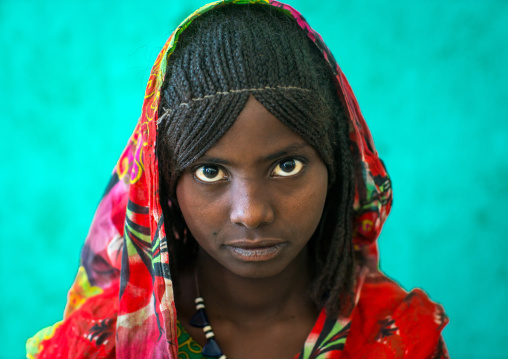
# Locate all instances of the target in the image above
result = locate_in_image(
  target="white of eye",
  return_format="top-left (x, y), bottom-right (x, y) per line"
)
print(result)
top-left (272, 159), bottom-right (304, 177)
top-left (194, 166), bottom-right (227, 182)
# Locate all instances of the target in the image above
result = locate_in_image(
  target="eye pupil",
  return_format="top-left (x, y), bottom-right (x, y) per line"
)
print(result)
top-left (203, 166), bottom-right (218, 178)
top-left (280, 160), bottom-right (296, 172)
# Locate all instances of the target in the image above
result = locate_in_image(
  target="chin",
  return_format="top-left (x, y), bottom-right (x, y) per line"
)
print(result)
top-left (226, 263), bottom-right (287, 280)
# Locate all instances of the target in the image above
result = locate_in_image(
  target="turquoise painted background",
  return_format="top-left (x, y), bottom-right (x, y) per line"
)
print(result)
top-left (1, 0), bottom-right (506, 357)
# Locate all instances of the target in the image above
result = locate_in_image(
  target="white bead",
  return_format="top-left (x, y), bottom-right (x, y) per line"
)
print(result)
top-left (203, 325), bottom-right (212, 332)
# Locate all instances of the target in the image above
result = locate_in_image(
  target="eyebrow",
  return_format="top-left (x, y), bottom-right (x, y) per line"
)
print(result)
top-left (262, 143), bottom-right (311, 162)
top-left (199, 142), bottom-right (311, 166)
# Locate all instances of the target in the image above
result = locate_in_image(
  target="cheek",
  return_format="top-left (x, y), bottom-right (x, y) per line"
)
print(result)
top-left (176, 176), bottom-right (209, 239)
top-left (285, 164), bottom-right (328, 237)
top-left (175, 175), bottom-right (226, 244)
top-left (305, 169), bottom-right (329, 230)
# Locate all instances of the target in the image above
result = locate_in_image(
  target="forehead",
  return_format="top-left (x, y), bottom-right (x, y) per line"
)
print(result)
top-left (202, 96), bottom-right (312, 163)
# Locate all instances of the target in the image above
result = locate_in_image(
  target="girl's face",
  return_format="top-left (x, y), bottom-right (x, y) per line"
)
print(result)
top-left (175, 96), bottom-right (328, 279)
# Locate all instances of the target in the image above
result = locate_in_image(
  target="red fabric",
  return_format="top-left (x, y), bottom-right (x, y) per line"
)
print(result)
top-left (37, 284), bottom-right (118, 359)
top-left (36, 272), bottom-right (448, 359)
top-left (342, 272), bottom-right (448, 358)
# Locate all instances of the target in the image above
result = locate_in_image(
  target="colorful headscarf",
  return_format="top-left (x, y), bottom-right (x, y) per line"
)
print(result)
top-left (27, 1), bottom-right (448, 358)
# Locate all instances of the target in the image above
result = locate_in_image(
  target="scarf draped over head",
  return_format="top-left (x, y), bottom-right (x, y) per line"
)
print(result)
top-left (26, 1), bottom-right (405, 358)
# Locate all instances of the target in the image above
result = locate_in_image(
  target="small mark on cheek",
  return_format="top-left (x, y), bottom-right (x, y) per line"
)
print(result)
top-left (212, 231), bottom-right (218, 236)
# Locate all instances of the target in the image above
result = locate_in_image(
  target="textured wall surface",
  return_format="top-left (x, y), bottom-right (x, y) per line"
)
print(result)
top-left (1, 0), bottom-right (506, 357)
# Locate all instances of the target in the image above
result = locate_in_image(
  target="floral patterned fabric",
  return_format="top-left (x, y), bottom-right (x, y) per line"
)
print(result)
top-left (26, 1), bottom-right (447, 358)
top-left (174, 271), bottom-right (448, 359)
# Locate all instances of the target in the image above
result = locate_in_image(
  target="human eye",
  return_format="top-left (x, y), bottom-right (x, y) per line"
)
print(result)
top-left (194, 165), bottom-right (228, 183)
top-left (271, 158), bottom-right (305, 177)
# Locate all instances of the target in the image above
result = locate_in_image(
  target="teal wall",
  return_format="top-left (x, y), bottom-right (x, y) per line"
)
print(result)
top-left (1, 0), bottom-right (506, 357)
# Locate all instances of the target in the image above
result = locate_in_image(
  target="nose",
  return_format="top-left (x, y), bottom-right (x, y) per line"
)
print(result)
top-left (229, 179), bottom-right (275, 229)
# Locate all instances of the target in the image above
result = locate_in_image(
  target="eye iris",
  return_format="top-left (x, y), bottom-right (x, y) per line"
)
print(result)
top-left (203, 167), bottom-right (218, 178)
top-left (281, 160), bottom-right (296, 173)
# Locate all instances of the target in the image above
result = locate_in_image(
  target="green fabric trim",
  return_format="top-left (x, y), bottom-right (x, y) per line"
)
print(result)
top-left (177, 321), bottom-right (209, 359)
top-left (26, 322), bottom-right (62, 359)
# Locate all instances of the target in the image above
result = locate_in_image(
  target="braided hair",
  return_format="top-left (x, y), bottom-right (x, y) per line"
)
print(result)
top-left (157, 4), bottom-right (356, 318)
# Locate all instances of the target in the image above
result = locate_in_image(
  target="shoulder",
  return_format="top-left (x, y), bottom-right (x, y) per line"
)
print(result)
top-left (343, 271), bottom-right (449, 358)
top-left (27, 278), bottom-right (118, 358)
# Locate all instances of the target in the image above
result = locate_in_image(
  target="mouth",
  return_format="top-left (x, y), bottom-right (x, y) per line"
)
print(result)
top-left (225, 240), bottom-right (287, 262)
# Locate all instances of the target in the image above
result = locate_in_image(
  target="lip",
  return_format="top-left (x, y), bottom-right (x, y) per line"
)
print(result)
top-left (225, 239), bottom-right (287, 262)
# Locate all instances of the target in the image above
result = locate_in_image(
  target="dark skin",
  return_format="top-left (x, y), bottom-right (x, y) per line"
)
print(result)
top-left (176, 252), bottom-right (318, 359)
top-left (174, 96), bottom-right (329, 358)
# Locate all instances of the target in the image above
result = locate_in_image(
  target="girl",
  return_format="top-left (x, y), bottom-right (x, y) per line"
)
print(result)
top-left (27, 1), bottom-right (448, 358)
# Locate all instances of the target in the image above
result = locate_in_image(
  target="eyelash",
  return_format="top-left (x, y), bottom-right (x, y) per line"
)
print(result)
top-left (192, 157), bottom-right (307, 184)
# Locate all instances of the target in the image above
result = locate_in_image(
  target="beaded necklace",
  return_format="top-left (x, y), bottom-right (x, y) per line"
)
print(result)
top-left (190, 270), bottom-right (227, 359)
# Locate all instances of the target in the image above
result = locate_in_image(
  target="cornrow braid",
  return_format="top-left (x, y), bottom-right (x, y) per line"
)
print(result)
top-left (156, 4), bottom-right (356, 318)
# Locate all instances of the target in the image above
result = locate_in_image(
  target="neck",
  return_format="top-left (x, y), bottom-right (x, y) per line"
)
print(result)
top-left (195, 248), bottom-right (315, 325)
